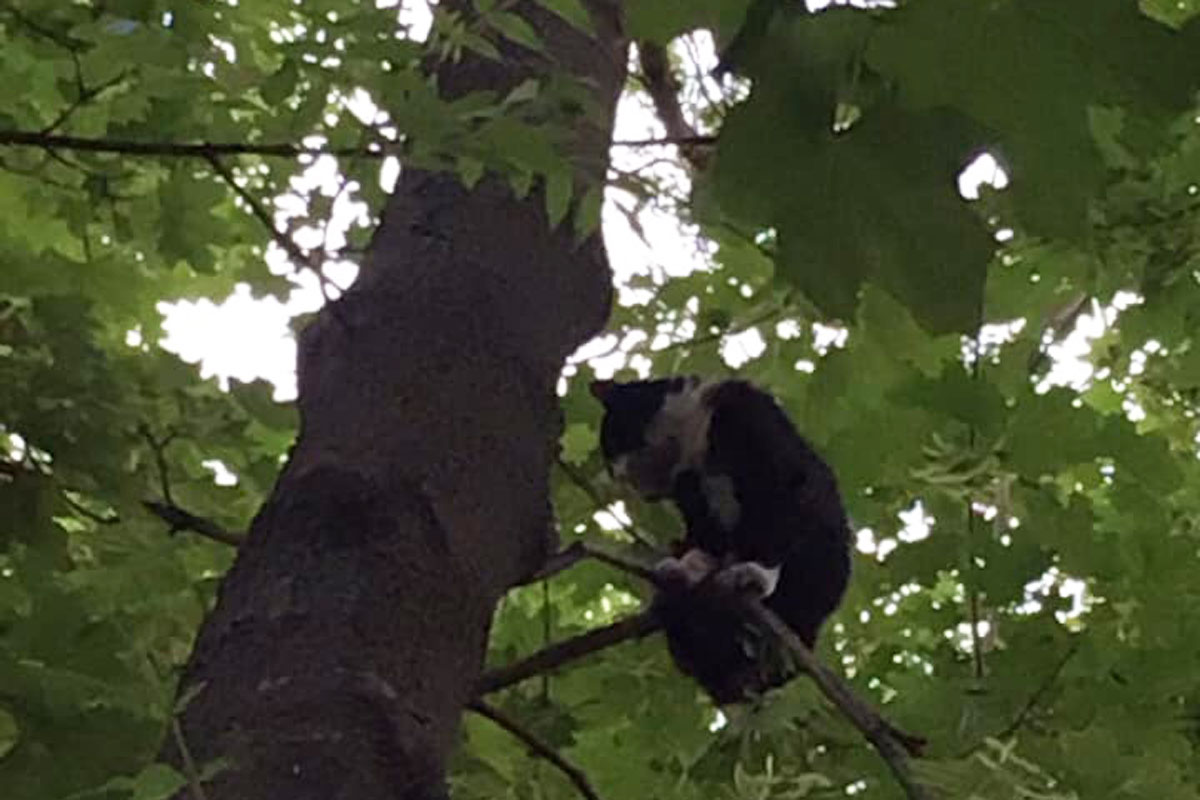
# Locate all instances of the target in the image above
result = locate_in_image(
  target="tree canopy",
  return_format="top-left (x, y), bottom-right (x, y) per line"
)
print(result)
top-left (1, 0), bottom-right (1200, 798)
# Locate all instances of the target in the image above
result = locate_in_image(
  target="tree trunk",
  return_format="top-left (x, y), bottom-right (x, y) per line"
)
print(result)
top-left (165, 5), bottom-right (627, 798)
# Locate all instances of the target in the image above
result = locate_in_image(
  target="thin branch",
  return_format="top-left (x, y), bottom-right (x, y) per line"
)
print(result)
top-left (740, 600), bottom-right (931, 800)
top-left (514, 541), bottom-right (590, 587)
top-left (0, 130), bottom-right (391, 160)
top-left (636, 42), bottom-right (709, 170)
top-left (959, 641), bottom-right (1079, 757)
top-left (143, 499), bottom-right (245, 547)
top-left (42, 69), bottom-right (130, 135)
top-left (554, 458), bottom-right (658, 550)
top-left (61, 491), bottom-right (120, 525)
top-left (488, 551), bottom-right (933, 798)
top-left (1026, 292), bottom-right (1090, 376)
top-left (651, 302), bottom-right (787, 356)
top-left (139, 424), bottom-right (177, 504)
top-left (171, 717), bottom-right (211, 800)
top-left (611, 134), bottom-right (716, 148)
top-left (1, 4), bottom-right (81, 50)
top-left (0, 129), bottom-right (709, 160)
top-left (467, 699), bottom-right (602, 800)
top-left (205, 154), bottom-right (318, 272)
top-left (475, 610), bottom-right (661, 695)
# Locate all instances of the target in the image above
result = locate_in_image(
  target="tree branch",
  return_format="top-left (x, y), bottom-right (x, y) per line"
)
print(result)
top-left (478, 597), bottom-right (931, 798)
top-left (958, 640), bottom-right (1079, 758)
top-left (467, 699), bottom-right (603, 800)
top-left (476, 610), bottom-right (661, 695)
top-left (0, 130), bottom-right (390, 160)
top-left (42, 69), bottom-right (130, 135)
top-left (1026, 292), bottom-right (1090, 376)
top-left (554, 457), bottom-right (659, 550)
top-left (636, 42), bottom-right (710, 170)
top-left (143, 499), bottom-right (245, 547)
top-left (0, 129), bottom-right (711, 161)
top-left (205, 154), bottom-right (318, 271)
top-left (739, 600), bottom-right (930, 798)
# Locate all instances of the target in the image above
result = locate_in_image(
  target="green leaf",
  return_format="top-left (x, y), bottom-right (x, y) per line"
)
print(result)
top-left (488, 12), bottom-right (544, 52)
top-left (543, 170), bottom-right (573, 228)
top-left (0, 708), bottom-right (18, 759)
top-left (534, 0), bottom-right (596, 35)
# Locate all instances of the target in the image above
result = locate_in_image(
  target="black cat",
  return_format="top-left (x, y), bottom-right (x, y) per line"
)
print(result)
top-left (592, 376), bottom-right (851, 703)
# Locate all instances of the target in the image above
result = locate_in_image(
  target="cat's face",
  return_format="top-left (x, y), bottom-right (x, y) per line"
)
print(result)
top-left (590, 377), bottom-right (696, 500)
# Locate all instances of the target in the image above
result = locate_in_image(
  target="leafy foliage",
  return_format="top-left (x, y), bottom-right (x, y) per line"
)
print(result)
top-left (2, 0), bottom-right (1200, 799)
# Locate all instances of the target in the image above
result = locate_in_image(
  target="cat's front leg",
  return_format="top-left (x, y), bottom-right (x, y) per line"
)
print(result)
top-left (654, 547), bottom-right (719, 589)
top-left (714, 561), bottom-right (781, 599)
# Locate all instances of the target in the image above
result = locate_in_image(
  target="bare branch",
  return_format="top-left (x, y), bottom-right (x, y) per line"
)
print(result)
top-left (958, 641), bottom-right (1079, 758)
top-left (467, 699), bottom-right (603, 800)
top-left (61, 491), bottom-right (120, 525)
top-left (143, 499), bottom-right (245, 547)
top-left (514, 541), bottom-right (591, 586)
top-left (489, 547), bottom-right (933, 799)
top-left (513, 540), bottom-right (660, 589)
top-left (739, 600), bottom-right (931, 799)
top-left (476, 610), bottom-right (661, 695)
top-left (1027, 292), bottom-right (1090, 376)
top-left (554, 458), bottom-right (659, 550)
top-left (636, 42), bottom-right (709, 170)
top-left (42, 69), bottom-right (130, 135)
top-left (171, 717), bottom-right (211, 800)
top-left (0, 129), bottom-right (708, 160)
top-left (0, 130), bottom-right (391, 160)
top-left (139, 424), bottom-right (178, 504)
top-left (205, 154), bottom-right (319, 272)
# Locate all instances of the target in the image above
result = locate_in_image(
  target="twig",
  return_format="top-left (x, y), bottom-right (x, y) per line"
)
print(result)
top-left (513, 540), bottom-right (660, 588)
top-left (139, 425), bottom-right (177, 504)
top-left (61, 491), bottom-right (120, 525)
top-left (637, 42), bottom-right (709, 170)
top-left (476, 610), bottom-right (661, 695)
top-left (0, 129), bottom-right (711, 160)
top-left (0, 130), bottom-right (391, 160)
top-left (143, 499), bottom-right (245, 547)
top-left (488, 549), bottom-right (933, 798)
top-left (554, 458), bottom-right (657, 550)
top-left (611, 134), bottom-right (716, 148)
top-left (1026, 292), bottom-right (1090, 376)
top-left (1, 4), bottom-right (80, 50)
top-left (650, 302), bottom-right (787, 356)
top-left (205, 154), bottom-right (318, 272)
top-left (42, 69), bottom-right (129, 135)
top-left (171, 717), bottom-right (210, 800)
top-left (740, 600), bottom-right (932, 800)
top-left (958, 641), bottom-right (1079, 757)
top-left (467, 699), bottom-right (602, 800)
top-left (514, 541), bottom-right (591, 586)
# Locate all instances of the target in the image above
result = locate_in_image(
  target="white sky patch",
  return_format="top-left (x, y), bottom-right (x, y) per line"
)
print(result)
top-left (202, 459), bottom-right (239, 486)
top-left (897, 500), bottom-right (933, 542)
top-left (811, 322), bottom-right (849, 354)
top-left (958, 152), bottom-right (1009, 200)
top-left (1038, 291), bottom-right (1142, 392)
top-left (159, 286), bottom-right (304, 398)
top-left (720, 327), bottom-right (767, 368)
top-left (593, 501), bottom-right (633, 532)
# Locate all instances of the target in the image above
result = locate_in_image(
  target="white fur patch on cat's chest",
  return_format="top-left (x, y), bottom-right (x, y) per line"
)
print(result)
top-left (701, 473), bottom-right (741, 530)
top-left (649, 378), bottom-right (718, 474)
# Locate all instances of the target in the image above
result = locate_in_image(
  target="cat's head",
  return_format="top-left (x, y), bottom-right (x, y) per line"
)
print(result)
top-left (590, 376), bottom-right (699, 500)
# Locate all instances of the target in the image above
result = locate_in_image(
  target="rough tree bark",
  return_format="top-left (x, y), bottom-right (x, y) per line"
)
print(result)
top-left (164, 4), bottom-right (627, 798)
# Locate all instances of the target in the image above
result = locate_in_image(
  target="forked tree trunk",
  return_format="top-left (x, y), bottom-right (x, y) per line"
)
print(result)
top-left (166, 5), bottom-right (627, 797)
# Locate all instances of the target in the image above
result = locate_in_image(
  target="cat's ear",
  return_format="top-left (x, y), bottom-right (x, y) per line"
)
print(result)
top-left (589, 380), bottom-right (616, 403)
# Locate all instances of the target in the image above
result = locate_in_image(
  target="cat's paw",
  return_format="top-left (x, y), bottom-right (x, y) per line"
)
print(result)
top-left (655, 548), bottom-right (718, 588)
top-left (714, 562), bottom-right (781, 599)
